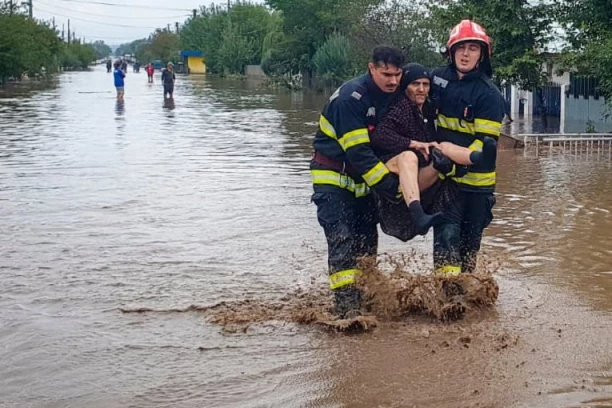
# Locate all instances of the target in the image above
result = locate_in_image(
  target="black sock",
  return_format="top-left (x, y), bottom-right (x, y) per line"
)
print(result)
top-left (408, 201), bottom-right (444, 235)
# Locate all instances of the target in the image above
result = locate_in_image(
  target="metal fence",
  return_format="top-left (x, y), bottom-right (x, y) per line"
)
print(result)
top-left (519, 132), bottom-right (612, 156)
top-left (532, 82), bottom-right (562, 117)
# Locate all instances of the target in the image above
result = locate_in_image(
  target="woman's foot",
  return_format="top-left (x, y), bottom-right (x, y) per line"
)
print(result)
top-left (408, 200), bottom-right (444, 235)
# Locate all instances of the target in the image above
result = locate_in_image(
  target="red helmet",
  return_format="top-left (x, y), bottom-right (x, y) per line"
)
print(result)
top-left (447, 20), bottom-right (491, 57)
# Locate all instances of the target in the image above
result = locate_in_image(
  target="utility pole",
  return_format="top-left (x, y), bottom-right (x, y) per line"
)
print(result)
top-left (28, 0), bottom-right (32, 18)
top-left (67, 19), bottom-right (71, 43)
top-left (8, 0), bottom-right (13, 15)
top-left (62, 23), bottom-right (65, 41)
top-left (175, 22), bottom-right (179, 34)
top-left (52, 17), bottom-right (56, 31)
top-left (227, 0), bottom-right (230, 10)
top-left (192, 9), bottom-right (197, 18)
top-left (167, 23), bottom-right (170, 32)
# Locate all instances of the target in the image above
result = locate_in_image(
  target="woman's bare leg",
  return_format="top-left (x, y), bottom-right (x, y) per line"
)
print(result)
top-left (418, 164), bottom-right (439, 192)
top-left (437, 139), bottom-right (497, 166)
top-left (386, 151), bottom-right (420, 205)
top-left (385, 151), bottom-right (443, 235)
top-left (438, 142), bottom-right (476, 165)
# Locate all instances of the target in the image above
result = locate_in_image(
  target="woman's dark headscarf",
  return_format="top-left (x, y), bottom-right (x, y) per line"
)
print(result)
top-left (399, 63), bottom-right (430, 93)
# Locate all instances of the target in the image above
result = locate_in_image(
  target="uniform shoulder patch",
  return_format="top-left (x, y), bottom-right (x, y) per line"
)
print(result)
top-left (329, 87), bottom-right (341, 102)
top-left (433, 75), bottom-right (448, 88)
top-left (351, 91), bottom-right (363, 100)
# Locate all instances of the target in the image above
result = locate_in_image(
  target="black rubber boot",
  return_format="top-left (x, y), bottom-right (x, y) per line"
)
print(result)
top-left (482, 136), bottom-right (497, 168)
top-left (468, 136), bottom-right (497, 166)
top-left (334, 286), bottom-right (362, 319)
top-left (408, 200), bottom-right (444, 235)
top-left (431, 148), bottom-right (469, 178)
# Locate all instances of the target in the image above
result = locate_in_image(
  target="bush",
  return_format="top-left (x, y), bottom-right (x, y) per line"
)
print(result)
top-left (312, 33), bottom-right (357, 87)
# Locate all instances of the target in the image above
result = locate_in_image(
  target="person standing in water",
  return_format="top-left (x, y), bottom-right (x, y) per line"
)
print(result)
top-left (146, 63), bottom-right (154, 83)
top-left (113, 61), bottom-right (125, 101)
top-left (161, 62), bottom-right (176, 99)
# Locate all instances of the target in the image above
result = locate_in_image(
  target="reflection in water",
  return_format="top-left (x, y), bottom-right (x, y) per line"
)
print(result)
top-left (163, 97), bottom-right (175, 110)
top-left (115, 99), bottom-right (125, 115)
top-left (0, 66), bottom-right (610, 408)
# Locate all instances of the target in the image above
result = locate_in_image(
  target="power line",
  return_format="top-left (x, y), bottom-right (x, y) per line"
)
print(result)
top-left (36, 0), bottom-right (189, 20)
top-left (35, 5), bottom-right (171, 28)
top-left (40, 0), bottom-right (193, 11)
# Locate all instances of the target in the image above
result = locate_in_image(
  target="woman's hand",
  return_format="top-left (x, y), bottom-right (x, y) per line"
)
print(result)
top-left (409, 141), bottom-right (439, 160)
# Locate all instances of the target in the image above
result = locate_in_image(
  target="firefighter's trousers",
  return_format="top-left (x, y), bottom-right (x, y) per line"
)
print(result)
top-left (433, 188), bottom-right (496, 275)
top-left (312, 188), bottom-right (378, 291)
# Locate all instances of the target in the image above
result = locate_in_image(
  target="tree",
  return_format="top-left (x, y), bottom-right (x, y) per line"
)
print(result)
top-left (429, 0), bottom-right (557, 90)
top-left (180, 3), bottom-right (279, 75)
top-left (313, 33), bottom-right (358, 86)
top-left (351, 0), bottom-right (442, 69)
top-left (90, 40), bottom-right (112, 60)
top-left (559, 0), bottom-right (612, 102)
top-left (145, 29), bottom-right (180, 63)
top-left (0, 13), bottom-right (62, 81)
top-left (265, 0), bottom-right (382, 82)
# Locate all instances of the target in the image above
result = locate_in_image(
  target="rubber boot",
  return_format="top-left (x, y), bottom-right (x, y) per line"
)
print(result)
top-left (468, 136), bottom-right (497, 166)
top-left (481, 136), bottom-right (497, 169)
top-left (334, 286), bottom-right (362, 319)
top-left (408, 200), bottom-right (444, 235)
top-left (431, 148), bottom-right (469, 178)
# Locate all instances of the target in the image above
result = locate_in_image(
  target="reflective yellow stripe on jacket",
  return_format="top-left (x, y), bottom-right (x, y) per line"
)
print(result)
top-left (339, 128), bottom-right (370, 151)
top-left (362, 161), bottom-right (389, 187)
top-left (319, 115), bottom-right (337, 139)
top-left (474, 118), bottom-right (502, 138)
top-left (437, 114), bottom-right (474, 136)
top-left (311, 169), bottom-right (370, 197)
top-left (451, 137), bottom-right (495, 187)
top-left (452, 171), bottom-right (496, 187)
top-left (329, 268), bottom-right (361, 289)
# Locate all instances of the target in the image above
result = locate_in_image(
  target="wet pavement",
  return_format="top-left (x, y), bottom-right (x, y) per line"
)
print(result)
top-left (0, 66), bottom-right (611, 408)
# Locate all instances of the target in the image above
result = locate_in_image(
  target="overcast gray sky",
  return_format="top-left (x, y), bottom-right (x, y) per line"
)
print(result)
top-left (32, 0), bottom-right (217, 45)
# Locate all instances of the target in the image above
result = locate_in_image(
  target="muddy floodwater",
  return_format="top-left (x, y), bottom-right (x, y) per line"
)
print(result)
top-left (1, 66), bottom-right (611, 408)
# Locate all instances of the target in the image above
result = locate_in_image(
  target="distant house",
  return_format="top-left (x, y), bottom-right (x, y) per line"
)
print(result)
top-left (505, 53), bottom-right (612, 133)
top-left (180, 50), bottom-right (206, 74)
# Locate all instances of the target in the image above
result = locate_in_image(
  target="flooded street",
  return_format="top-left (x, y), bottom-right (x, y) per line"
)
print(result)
top-left (1, 66), bottom-right (611, 407)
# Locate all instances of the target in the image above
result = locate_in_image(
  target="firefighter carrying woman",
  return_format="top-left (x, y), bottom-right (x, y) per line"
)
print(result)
top-left (310, 20), bottom-right (505, 319)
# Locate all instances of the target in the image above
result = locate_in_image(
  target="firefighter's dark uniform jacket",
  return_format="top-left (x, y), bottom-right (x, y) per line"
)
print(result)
top-left (430, 65), bottom-right (504, 193)
top-left (430, 64), bottom-right (505, 276)
top-left (311, 73), bottom-right (399, 292)
top-left (311, 74), bottom-right (400, 200)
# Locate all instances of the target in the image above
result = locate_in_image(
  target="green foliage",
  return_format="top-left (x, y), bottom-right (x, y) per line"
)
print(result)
top-left (115, 38), bottom-right (148, 58)
top-left (429, 0), bottom-right (556, 89)
top-left (559, 0), bottom-right (612, 103)
top-left (59, 42), bottom-right (96, 70)
top-left (180, 3), bottom-right (277, 75)
top-left (90, 40), bottom-right (112, 60)
top-left (351, 0), bottom-right (442, 69)
top-left (265, 0), bottom-right (381, 78)
top-left (0, 13), bottom-right (61, 82)
top-left (261, 38), bottom-right (301, 77)
top-left (312, 33), bottom-right (357, 86)
top-left (116, 31), bottom-right (179, 64)
top-left (217, 22), bottom-right (255, 74)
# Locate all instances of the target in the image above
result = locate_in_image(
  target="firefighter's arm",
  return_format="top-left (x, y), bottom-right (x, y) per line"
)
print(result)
top-left (473, 90), bottom-right (504, 141)
top-left (332, 98), bottom-right (400, 199)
